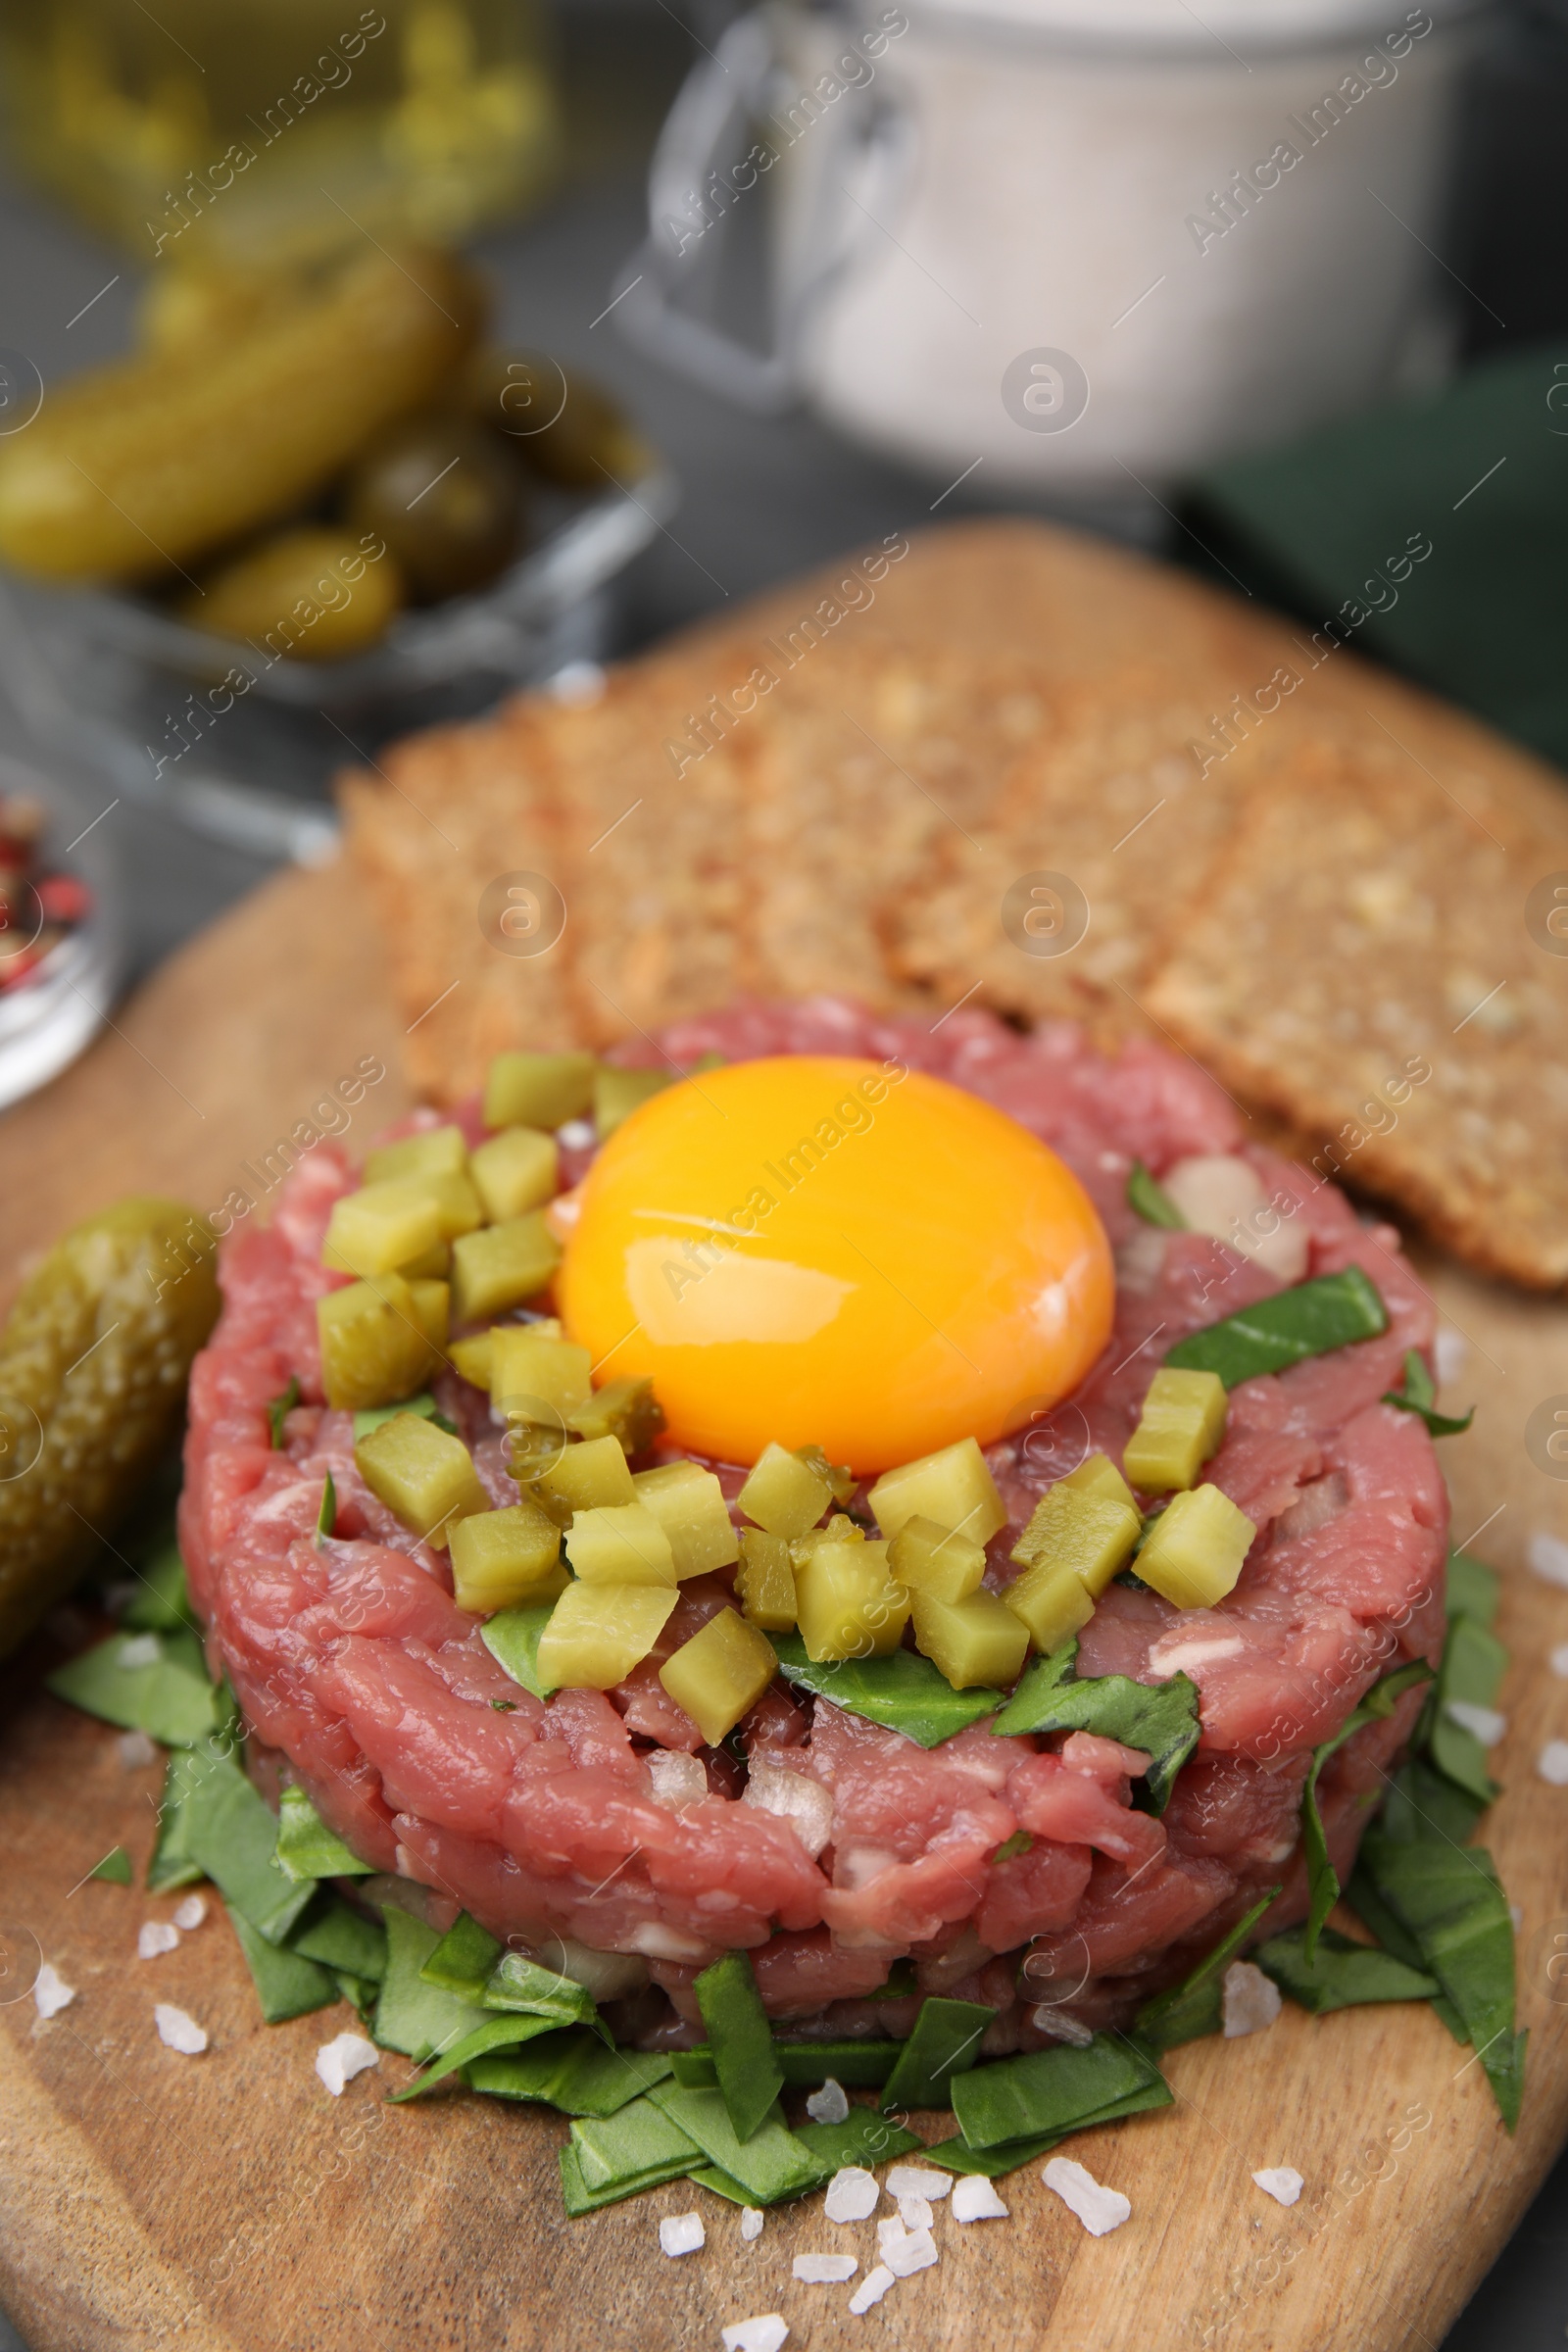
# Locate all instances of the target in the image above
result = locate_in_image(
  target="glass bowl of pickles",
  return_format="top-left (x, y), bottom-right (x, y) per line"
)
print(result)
top-left (0, 247), bottom-right (675, 862)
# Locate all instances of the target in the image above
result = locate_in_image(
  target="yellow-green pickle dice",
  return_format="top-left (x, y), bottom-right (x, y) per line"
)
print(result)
top-left (483, 1050), bottom-right (597, 1131)
top-left (354, 1413), bottom-right (489, 1547)
top-left (736, 1530), bottom-right (798, 1630)
top-left (318, 1274), bottom-right (436, 1410)
top-left (660, 1608), bottom-right (777, 1745)
top-left (452, 1214), bottom-right (562, 1324)
top-left (449, 1502), bottom-right (566, 1613)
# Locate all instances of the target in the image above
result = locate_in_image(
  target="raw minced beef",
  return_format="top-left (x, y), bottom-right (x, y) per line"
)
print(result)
top-left (178, 999), bottom-right (1446, 2042)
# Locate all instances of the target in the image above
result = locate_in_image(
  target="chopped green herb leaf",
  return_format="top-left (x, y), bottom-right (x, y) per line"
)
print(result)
top-left (866, 1957), bottom-right (919, 2002)
top-left (990, 1648), bottom-right (1200, 1814)
top-left (289, 1897), bottom-right (386, 1982)
top-left (560, 2143), bottom-right (693, 2216)
top-left (183, 1753), bottom-right (316, 1945)
top-left (87, 1845), bottom-right (132, 1885)
top-left (353, 1392), bottom-right (441, 1441)
top-left (572, 2095), bottom-right (704, 2193)
top-left (993, 1831), bottom-right (1033, 1864)
top-left (491, 1699), bottom-right (516, 1712)
top-left (334, 1971), bottom-right (378, 2017)
top-left (1127, 1159), bottom-right (1188, 1230)
top-left (268, 1376), bottom-right (300, 1447)
top-left (1375, 1756), bottom-right (1487, 1849)
top-left (371, 1906), bottom-right (488, 2062)
top-left (687, 2167), bottom-right (764, 2208)
top-left (483, 1950), bottom-right (604, 2037)
top-left (1425, 1613), bottom-right (1508, 1807)
top-left (1134, 1885), bottom-right (1282, 2052)
top-left (1358, 1834), bottom-right (1523, 2129)
top-left (646, 2083), bottom-right (819, 2203)
top-left (672, 2039), bottom-right (901, 2092)
top-left (272, 1785), bottom-right (374, 1883)
top-left (695, 1949), bottom-right (782, 2142)
top-left (389, 2011), bottom-right (561, 2100)
top-left (1164, 1266), bottom-right (1389, 1389)
top-left (1446, 1547), bottom-right (1500, 1630)
top-left (480, 1602), bottom-right (559, 1701)
top-left (1255, 1924), bottom-right (1438, 2013)
top-left (794, 2109), bottom-right (921, 2179)
top-left (770, 1633), bottom-right (1004, 1747)
top-left (469, 2034), bottom-right (673, 2116)
top-left (224, 1899), bottom-right (338, 2024)
top-left (419, 1910), bottom-right (503, 1999)
top-left (47, 1629), bottom-right (220, 1748)
top-left (122, 1542), bottom-right (196, 1632)
top-left (880, 1997), bottom-right (993, 2112)
top-left (316, 1471), bottom-right (336, 1547)
top-left (1300, 1659), bottom-right (1434, 1958)
top-left (931, 2080), bottom-right (1174, 2177)
top-left (1382, 1349), bottom-right (1474, 1437)
top-left (146, 1748), bottom-right (207, 1890)
top-left (950, 2034), bottom-right (1168, 2152)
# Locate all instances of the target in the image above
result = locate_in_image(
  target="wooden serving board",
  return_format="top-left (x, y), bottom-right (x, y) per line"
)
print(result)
top-left (3, 859), bottom-right (1568, 2352)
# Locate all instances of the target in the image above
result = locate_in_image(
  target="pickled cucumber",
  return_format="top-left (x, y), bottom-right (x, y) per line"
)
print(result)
top-left (0, 245), bottom-right (482, 584)
top-left (343, 416), bottom-right (526, 603)
top-left (182, 526), bottom-right (406, 662)
top-left (466, 349), bottom-right (654, 488)
top-left (0, 1199), bottom-right (219, 1659)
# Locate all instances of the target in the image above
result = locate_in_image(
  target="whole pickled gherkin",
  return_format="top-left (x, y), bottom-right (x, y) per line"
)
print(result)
top-left (0, 1200), bottom-right (220, 1658)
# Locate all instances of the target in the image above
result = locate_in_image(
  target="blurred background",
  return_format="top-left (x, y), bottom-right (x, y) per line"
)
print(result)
top-left (0, 0), bottom-right (1565, 2330)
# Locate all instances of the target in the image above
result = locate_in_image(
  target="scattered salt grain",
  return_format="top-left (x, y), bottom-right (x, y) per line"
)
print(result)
top-left (740, 2208), bottom-right (763, 2242)
top-left (951, 2177), bottom-right (1009, 2223)
top-left (806, 2077), bottom-right (849, 2125)
top-left (1538, 1741), bottom-right (1568, 1787)
top-left (137, 1921), bottom-right (180, 1960)
top-left (1511, 1903), bottom-right (1524, 1930)
top-left (824, 2166), bottom-right (879, 2223)
top-left (883, 2227), bottom-right (938, 2278)
top-left (720, 2319), bottom-right (788, 2352)
top-left (793, 2254), bottom-right (857, 2283)
top-left (1529, 1532), bottom-right (1568, 1591)
top-left (875, 2217), bottom-right (905, 2257)
top-left (885, 2165), bottom-right (953, 2202)
top-left (117, 1633), bottom-right (161, 1670)
top-left (117, 1730), bottom-right (159, 1769)
top-left (315, 2032), bottom-right (378, 2096)
top-left (848, 2266), bottom-right (896, 2315)
top-left (1551, 1644), bottom-right (1568, 1679)
top-left (1434, 1326), bottom-right (1468, 1387)
top-left (1222, 1961), bottom-right (1282, 2038)
top-left (172, 1894), bottom-right (207, 1933)
top-left (1030, 2005), bottom-right (1095, 2046)
top-left (897, 2195), bottom-right (934, 2231)
top-left (557, 1119), bottom-right (595, 1151)
top-left (1252, 2168), bottom-right (1303, 2207)
top-left (549, 661), bottom-right (607, 710)
top-left (1043, 2156), bottom-right (1131, 2236)
top-left (154, 2003), bottom-right (208, 2055)
top-left (1446, 1699), bottom-right (1506, 1748)
top-left (660, 2213), bottom-right (705, 2258)
top-left (33, 1962), bottom-right (74, 2019)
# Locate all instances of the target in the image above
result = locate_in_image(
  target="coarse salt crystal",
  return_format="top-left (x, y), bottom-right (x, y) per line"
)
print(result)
top-left (848, 2265), bottom-right (896, 2315)
top-left (117, 1730), bottom-right (159, 1769)
top-left (660, 2213), bottom-right (705, 2258)
top-left (897, 2195), bottom-right (934, 2230)
top-left (740, 2208), bottom-right (763, 2242)
top-left (154, 2003), bottom-right (208, 2055)
top-left (884, 2227), bottom-right (938, 2278)
top-left (1252, 2168), bottom-right (1304, 2207)
top-left (885, 2164), bottom-right (953, 2201)
top-left (1222, 1961), bottom-right (1282, 2038)
top-left (172, 1895), bottom-right (207, 1933)
top-left (806, 2077), bottom-right (850, 2125)
top-left (824, 2166), bottom-right (879, 2223)
top-left (117, 1632), bottom-right (161, 1669)
top-left (557, 1119), bottom-right (595, 1151)
top-left (793, 2254), bottom-right (858, 2283)
top-left (1538, 1741), bottom-right (1568, 1787)
top-left (315, 2032), bottom-right (378, 2096)
top-left (1510, 1904), bottom-right (1524, 1930)
top-left (875, 2217), bottom-right (905, 2256)
top-left (33, 1962), bottom-right (74, 2019)
top-left (1446, 1699), bottom-right (1506, 1748)
top-left (1030, 2005), bottom-right (1095, 2046)
top-left (1043, 2157), bottom-right (1131, 2236)
top-left (1434, 1327), bottom-right (1468, 1387)
top-left (1551, 1644), bottom-right (1568, 1679)
top-left (1529, 1533), bottom-right (1568, 1591)
top-left (720, 2319), bottom-right (788, 2352)
top-left (952, 2176), bottom-right (1009, 2222)
top-left (137, 1921), bottom-right (180, 1960)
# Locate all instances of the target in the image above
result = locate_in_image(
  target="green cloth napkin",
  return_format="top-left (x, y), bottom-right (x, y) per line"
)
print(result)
top-left (1178, 342), bottom-right (1568, 771)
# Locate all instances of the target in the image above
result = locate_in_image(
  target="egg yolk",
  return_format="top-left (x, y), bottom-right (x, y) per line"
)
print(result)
top-left (556, 1054), bottom-right (1113, 1475)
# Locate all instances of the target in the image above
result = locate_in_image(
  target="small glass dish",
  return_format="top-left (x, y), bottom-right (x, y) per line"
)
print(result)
top-left (0, 465), bottom-right (678, 865)
top-left (0, 748), bottom-right (122, 1113)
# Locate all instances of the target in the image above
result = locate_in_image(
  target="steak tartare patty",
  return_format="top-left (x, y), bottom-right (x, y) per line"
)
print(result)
top-left (179, 999), bottom-right (1446, 2044)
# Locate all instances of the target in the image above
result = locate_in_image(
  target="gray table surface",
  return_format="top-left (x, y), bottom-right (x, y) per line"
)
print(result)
top-left (2, 3), bottom-right (1565, 2341)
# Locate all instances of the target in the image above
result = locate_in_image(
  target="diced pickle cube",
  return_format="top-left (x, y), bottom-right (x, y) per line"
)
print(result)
top-left (483, 1050), bottom-right (597, 1132)
top-left (448, 1332), bottom-right (493, 1389)
top-left (869, 1437), bottom-right (1006, 1546)
top-left (452, 1213), bottom-right (562, 1324)
top-left (365, 1125), bottom-right (469, 1185)
top-left (737, 1441), bottom-right (831, 1540)
top-left (449, 1502), bottom-right (566, 1613)
top-left (1002, 1556), bottom-right (1097, 1653)
top-left (594, 1064), bottom-right (674, 1139)
top-left (537, 1434), bottom-right (637, 1517)
top-left (1122, 1367), bottom-right (1228, 1494)
top-left (564, 1502), bottom-right (678, 1585)
top-left (1058, 1452), bottom-right (1140, 1516)
top-left (660, 1608), bottom-right (777, 1746)
top-left (566, 1376), bottom-right (665, 1457)
top-left (322, 1179), bottom-right (444, 1278)
top-left (355, 1413), bottom-right (488, 1549)
top-left (736, 1530), bottom-right (798, 1631)
top-left (536, 1580), bottom-right (678, 1690)
top-left (632, 1461), bottom-right (740, 1577)
top-left (317, 1274), bottom-right (436, 1411)
top-left (795, 1539), bottom-right (908, 1663)
top-left (888, 1513), bottom-right (987, 1605)
top-left (397, 1239), bottom-right (452, 1280)
top-left (1009, 1488), bottom-right (1140, 1599)
top-left (490, 1328), bottom-right (593, 1422)
top-left (469, 1126), bottom-right (559, 1222)
top-left (910, 1587), bottom-right (1031, 1690)
top-left (794, 1443), bottom-right (857, 1506)
top-left (417, 1169), bottom-right (484, 1242)
top-left (408, 1279), bottom-right (450, 1348)
top-left (1135, 1484), bottom-right (1256, 1610)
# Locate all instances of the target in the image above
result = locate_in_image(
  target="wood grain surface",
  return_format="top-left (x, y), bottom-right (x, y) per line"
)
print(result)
top-left (2, 858), bottom-right (1567, 2352)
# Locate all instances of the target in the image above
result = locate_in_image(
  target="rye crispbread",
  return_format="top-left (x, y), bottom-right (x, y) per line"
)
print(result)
top-left (340, 518), bottom-right (1568, 1290)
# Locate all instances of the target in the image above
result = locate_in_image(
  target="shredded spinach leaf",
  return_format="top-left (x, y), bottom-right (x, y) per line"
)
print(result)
top-left (990, 1639), bottom-right (1200, 1813)
top-left (793, 2109), bottom-right (921, 2180)
top-left (949, 2033), bottom-right (1167, 2152)
top-left (469, 2035), bottom-right (672, 2116)
top-left (268, 1375), bottom-right (300, 1448)
top-left (273, 1785), bottom-right (375, 1882)
top-left (1423, 1612), bottom-right (1507, 1806)
top-left (1164, 1266), bottom-right (1389, 1388)
top-left (1356, 1833), bottom-right (1524, 2130)
top-left (182, 1751), bottom-right (318, 1945)
top-left (122, 1542), bottom-right (197, 1632)
top-left (770, 1633), bottom-right (1004, 1746)
top-left (289, 1896), bottom-right (386, 1982)
top-left (389, 2011), bottom-right (560, 2101)
top-left (419, 1910), bottom-right (504, 1998)
top-left (1134, 1885), bottom-right (1282, 2051)
top-left (1299, 1659), bottom-right (1433, 1959)
top-left (47, 1628), bottom-right (220, 1748)
top-left (1255, 1924), bottom-right (1439, 2013)
top-left (371, 1905), bottom-right (488, 2061)
top-left (225, 1899), bottom-right (338, 2024)
top-left (880, 1997), bottom-right (993, 2112)
top-left (1127, 1160), bottom-right (1187, 1230)
top-left (353, 1392), bottom-right (448, 1441)
top-left (480, 1601), bottom-right (559, 1701)
top-left (315, 1471), bottom-right (336, 1547)
top-left (932, 2079), bottom-right (1174, 2177)
top-left (645, 2084), bottom-right (818, 2203)
top-left (1382, 1348), bottom-right (1474, 1437)
top-left (87, 1845), bottom-right (132, 1884)
top-left (694, 1949), bottom-right (783, 2142)
top-left (1446, 1547), bottom-right (1500, 1629)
